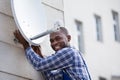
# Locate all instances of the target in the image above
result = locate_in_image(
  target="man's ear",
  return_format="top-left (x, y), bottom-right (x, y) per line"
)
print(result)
top-left (67, 35), bottom-right (71, 42)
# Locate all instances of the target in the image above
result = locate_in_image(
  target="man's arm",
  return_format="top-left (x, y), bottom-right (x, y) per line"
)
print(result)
top-left (14, 30), bottom-right (29, 49)
top-left (31, 45), bottom-right (44, 58)
top-left (25, 47), bottom-right (74, 71)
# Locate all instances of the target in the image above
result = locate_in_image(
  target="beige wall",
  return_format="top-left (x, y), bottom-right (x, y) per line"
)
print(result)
top-left (0, 0), bottom-right (64, 80)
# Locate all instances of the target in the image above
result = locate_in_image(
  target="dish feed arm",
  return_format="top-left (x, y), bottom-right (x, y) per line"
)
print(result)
top-left (30, 26), bottom-right (60, 40)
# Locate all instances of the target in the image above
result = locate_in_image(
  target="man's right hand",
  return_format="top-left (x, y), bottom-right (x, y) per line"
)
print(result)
top-left (14, 30), bottom-right (29, 49)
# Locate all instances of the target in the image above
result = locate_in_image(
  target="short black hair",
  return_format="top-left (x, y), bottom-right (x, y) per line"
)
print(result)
top-left (59, 27), bottom-right (69, 35)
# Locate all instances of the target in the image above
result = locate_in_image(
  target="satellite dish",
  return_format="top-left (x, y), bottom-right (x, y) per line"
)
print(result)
top-left (11, 0), bottom-right (60, 46)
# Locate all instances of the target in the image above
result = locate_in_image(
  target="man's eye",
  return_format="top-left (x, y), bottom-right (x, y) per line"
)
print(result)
top-left (50, 39), bottom-right (53, 43)
top-left (50, 36), bottom-right (62, 43)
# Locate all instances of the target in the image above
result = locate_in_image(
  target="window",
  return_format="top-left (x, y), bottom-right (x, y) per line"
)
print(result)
top-left (111, 76), bottom-right (120, 80)
top-left (94, 14), bottom-right (103, 42)
top-left (112, 10), bottom-right (120, 42)
top-left (99, 76), bottom-right (107, 80)
top-left (75, 20), bottom-right (84, 53)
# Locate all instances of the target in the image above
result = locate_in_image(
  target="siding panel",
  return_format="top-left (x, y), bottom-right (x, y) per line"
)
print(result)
top-left (0, 42), bottom-right (44, 80)
top-left (0, 0), bottom-right (12, 16)
top-left (0, 0), bottom-right (64, 80)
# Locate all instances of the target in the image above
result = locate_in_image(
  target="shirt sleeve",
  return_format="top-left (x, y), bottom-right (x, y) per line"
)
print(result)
top-left (25, 47), bottom-right (74, 72)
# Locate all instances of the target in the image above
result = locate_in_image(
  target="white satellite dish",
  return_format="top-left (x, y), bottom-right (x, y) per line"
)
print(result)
top-left (11, 0), bottom-right (60, 45)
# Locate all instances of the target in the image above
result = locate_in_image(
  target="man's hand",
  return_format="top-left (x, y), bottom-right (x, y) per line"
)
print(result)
top-left (14, 30), bottom-right (29, 49)
top-left (14, 30), bottom-right (43, 57)
top-left (31, 45), bottom-right (44, 58)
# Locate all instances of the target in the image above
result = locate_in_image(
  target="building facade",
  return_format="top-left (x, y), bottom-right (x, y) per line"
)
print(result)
top-left (0, 0), bottom-right (120, 80)
top-left (64, 0), bottom-right (120, 80)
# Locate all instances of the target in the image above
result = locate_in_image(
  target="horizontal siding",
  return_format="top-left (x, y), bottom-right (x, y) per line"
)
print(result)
top-left (0, 71), bottom-right (31, 80)
top-left (0, 0), bottom-right (12, 16)
top-left (0, 42), bottom-right (44, 80)
top-left (0, 13), bottom-right (18, 46)
top-left (0, 0), bottom-right (64, 80)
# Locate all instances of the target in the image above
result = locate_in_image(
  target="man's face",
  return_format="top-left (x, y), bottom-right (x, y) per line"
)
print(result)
top-left (50, 31), bottom-right (70, 51)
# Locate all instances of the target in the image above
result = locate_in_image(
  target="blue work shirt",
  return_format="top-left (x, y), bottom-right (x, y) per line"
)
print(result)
top-left (25, 47), bottom-right (91, 80)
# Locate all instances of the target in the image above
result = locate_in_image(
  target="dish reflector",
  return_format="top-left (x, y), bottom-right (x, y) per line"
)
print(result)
top-left (11, 0), bottom-right (47, 45)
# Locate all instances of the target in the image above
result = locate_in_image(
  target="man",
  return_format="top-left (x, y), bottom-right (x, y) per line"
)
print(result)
top-left (14, 27), bottom-right (91, 80)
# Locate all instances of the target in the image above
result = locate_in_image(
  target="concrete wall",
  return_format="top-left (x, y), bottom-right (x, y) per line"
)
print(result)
top-left (0, 0), bottom-right (64, 80)
top-left (64, 0), bottom-right (120, 80)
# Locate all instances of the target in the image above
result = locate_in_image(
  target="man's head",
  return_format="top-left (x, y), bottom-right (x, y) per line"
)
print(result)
top-left (50, 27), bottom-right (71, 51)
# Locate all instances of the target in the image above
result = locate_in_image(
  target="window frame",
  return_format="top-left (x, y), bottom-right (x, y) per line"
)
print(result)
top-left (94, 14), bottom-right (103, 42)
top-left (75, 20), bottom-right (84, 53)
top-left (112, 10), bottom-right (120, 42)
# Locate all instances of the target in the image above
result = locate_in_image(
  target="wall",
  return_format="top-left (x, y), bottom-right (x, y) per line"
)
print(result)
top-left (64, 0), bottom-right (120, 80)
top-left (0, 0), bottom-right (64, 80)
